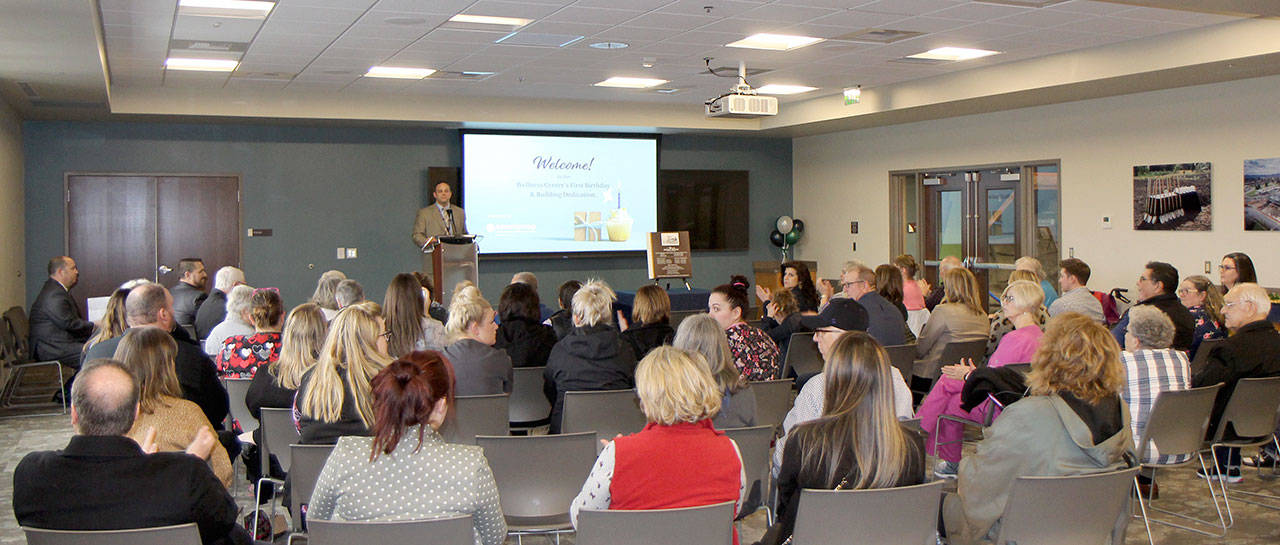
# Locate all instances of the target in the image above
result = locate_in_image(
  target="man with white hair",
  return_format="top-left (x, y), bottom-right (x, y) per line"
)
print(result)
top-left (924, 256), bottom-right (963, 310)
top-left (203, 285), bottom-right (255, 356)
top-left (334, 279), bottom-right (365, 309)
top-left (1121, 305), bottom-right (1191, 498)
top-left (194, 266), bottom-right (244, 340)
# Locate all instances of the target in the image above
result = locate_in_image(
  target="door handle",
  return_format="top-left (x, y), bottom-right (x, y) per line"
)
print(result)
top-left (158, 265), bottom-right (172, 275)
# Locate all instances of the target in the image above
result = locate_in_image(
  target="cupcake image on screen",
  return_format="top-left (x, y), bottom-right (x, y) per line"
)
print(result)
top-left (603, 184), bottom-right (632, 242)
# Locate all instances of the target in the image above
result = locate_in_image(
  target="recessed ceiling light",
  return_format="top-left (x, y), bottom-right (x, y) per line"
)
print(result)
top-left (449, 14), bottom-right (532, 28)
top-left (177, 0), bottom-right (274, 18)
top-left (654, 88), bottom-right (681, 94)
top-left (365, 66), bottom-right (437, 79)
top-left (594, 77), bottom-right (668, 89)
top-left (588, 42), bottom-right (629, 49)
top-left (164, 57), bottom-right (239, 71)
top-left (726, 33), bottom-right (823, 52)
top-left (755, 84), bottom-right (817, 95)
top-left (907, 47), bottom-right (1000, 61)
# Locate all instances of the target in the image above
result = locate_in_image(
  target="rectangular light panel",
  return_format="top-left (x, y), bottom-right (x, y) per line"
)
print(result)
top-left (365, 66), bottom-right (437, 79)
top-left (164, 57), bottom-right (240, 71)
top-left (907, 47), bottom-right (1000, 61)
top-left (594, 77), bottom-right (669, 88)
top-left (726, 33), bottom-right (823, 51)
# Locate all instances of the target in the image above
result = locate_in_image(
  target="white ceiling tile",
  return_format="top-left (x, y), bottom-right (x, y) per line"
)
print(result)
top-left (283, 0), bottom-right (377, 9)
top-left (806, 9), bottom-right (908, 29)
top-left (693, 17), bottom-right (784, 36)
top-left (100, 9), bottom-right (172, 27)
top-left (99, 0), bottom-right (174, 11)
top-left (855, 0), bottom-right (964, 17)
top-left (738, 4), bottom-right (839, 23)
top-left (991, 8), bottom-right (1090, 28)
top-left (440, 54), bottom-right (526, 71)
top-left (422, 28), bottom-right (508, 44)
top-left (350, 11), bottom-right (449, 36)
top-left (366, 0), bottom-right (474, 14)
top-left (634, 41), bottom-right (718, 56)
top-left (268, 4), bottom-right (367, 24)
top-left (625, 12), bottom-right (717, 31)
top-left (244, 42), bottom-right (328, 58)
top-left (1112, 6), bottom-right (1241, 25)
top-left (927, 2), bottom-right (1032, 21)
top-left (658, 0), bottom-right (760, 18)
top-left (665, 29), bottom-right (747, 46)
top-left (172, 14), bottom-right (265, 43)
top-left (461, 1), bottom-right (566, 19)
top-left (330, 33), bottom-right (415, 50)
top-left (545, 6), bottom-right (644, 25)
top-left (1047, 1), bottom-right (1133, 15)
top-left (929, 22), bottom-right (1030, 42)
top-left (879, 15), bottom-right (971, 33)
top-left (104, 23), bottom-right (170, 40)
top-left (573, 0), bottom-right (678, 10)
top-left (589, 25), bottom-right (683, 44)
top-left (317, 47), bottom-right (396, 62)
top-left (225, 77), bottom-right (291, 89)
top-left (1054, 15), bottom-right (1160, 35)
top-left (774, 0), bottom-right (878, 8)
top-left (258, 19), bottom-right (354, 36)
top-left (520, 20), bottom-right (611, 36)
top-left (386, 50), bottom-right (469, 67)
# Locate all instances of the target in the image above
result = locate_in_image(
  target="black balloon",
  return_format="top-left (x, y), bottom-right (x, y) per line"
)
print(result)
top-left (769, 230), bottom-right (785, 247)
top-left (792, 219), bottom-right (805, 233)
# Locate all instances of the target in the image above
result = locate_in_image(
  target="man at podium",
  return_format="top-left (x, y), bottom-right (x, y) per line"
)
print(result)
top-left (412, 181), bottom-right (468, 249)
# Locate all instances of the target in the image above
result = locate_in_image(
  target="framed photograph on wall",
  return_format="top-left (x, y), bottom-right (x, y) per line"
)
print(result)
top-left (1244, 157), bottom-right (1280, 231)
top-left (1133, 162), bottom-right (1211, 231)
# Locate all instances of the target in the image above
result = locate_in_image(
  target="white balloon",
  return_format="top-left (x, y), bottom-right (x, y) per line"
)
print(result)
top-left (776, 215), bottom-right (793, 234)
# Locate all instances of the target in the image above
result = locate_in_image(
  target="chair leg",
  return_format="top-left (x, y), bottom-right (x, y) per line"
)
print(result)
top-left (1218, 441), bottom-right (1280, 512)
top-left (1132, 475), bottom-right (1156, 545)
top-left (1144, 453), bottom-right (1228, 537)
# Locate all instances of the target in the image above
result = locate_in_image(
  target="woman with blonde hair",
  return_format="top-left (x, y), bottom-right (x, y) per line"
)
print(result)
top-left (914, 267), bottom-right (988, 384)
top-left (1176, 274), bottom-right (1226, 359)
top-left (383, 272), bottom-right (446, 357)
top-left (984, 270), bottom-right (1050, 356)
top-left (761, 331), bottom-right (925, 545)
top-left (310, 270), bottom-right (346, 321)
top-left (115, 327), bottom-right (233, 488)
top-left (619, 284), bottom-right (675, 360)
top-left (1014, 255), bottom-right (1058, 308)
top-left (570, 346), bottom-right (746, 543)
top-left (673, 314), bottom-right (757, 429)
top-left (942, 313), bottom-right (1132, 545)
top-left (544, 280), bottom-right (636, 433)
top-left (443, 285), bottom-right (513, 396)
top-left (295, 302), bottom-right (392, 444)
top-left (83, 288), bottom-right (130, 353)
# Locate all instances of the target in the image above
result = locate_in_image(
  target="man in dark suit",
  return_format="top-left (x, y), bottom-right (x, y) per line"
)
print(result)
top-left (13, 359), bottom-right (251, 545)
top-left (194, 266), bottom-right (244, 340)
top-left (28, 256), bottom-right (95, 369)
top-left (171, 258), bottom-right (208, 328)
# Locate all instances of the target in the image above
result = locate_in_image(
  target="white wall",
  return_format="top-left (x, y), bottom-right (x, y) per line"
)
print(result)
top-left (794, 74), bottom-right (1280, 294)
top-left (0, 100), bottom-right (23, 310)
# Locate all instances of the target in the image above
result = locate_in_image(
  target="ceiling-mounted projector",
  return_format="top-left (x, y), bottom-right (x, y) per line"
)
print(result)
top-left (705, 61), bottom-right (778, 118)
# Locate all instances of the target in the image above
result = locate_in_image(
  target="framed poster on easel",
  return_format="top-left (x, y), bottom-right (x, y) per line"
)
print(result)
top-left (647, 231), bottom-right (692, 286)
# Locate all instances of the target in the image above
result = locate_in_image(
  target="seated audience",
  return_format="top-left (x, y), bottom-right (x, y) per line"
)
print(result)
top-left (196, 266), bottom-right (244, 340)
top-left (709, 276), bottom-right (781, 381)
top-left (545, 279), bottom-right (582, 340)
top-left (13, 359), bottom-right (251, 545)
top-left (759, 287), bottom-right (803, 357)
top-left (875, 264), bottom-right (909, 321)
top-left (941, 313), bottom-right (1133, 545)
top-left (334, 279), bottom-right (365, 309)
top-left (204, 284), bottom-right (256, 356)
top-left (171, 258), bottom-right (208, 328)
top-left (1048, 257), bottom-right (1105, 322)
top-left (413, 271), bottom-right (449, 324)
top-left (544, 280), bottom-right (636, 434)
top-left (914, 267), bottom-right (988, 384)
top-left (920, 280), bottom-right (1046, 479)
top-left (310, 269), bottom-right (346, 321)
top-left (925, 256), bottom-right (964, 311)
top-left (1121, 305), bottom-right (1191, 496)
top-left (1014, 256), bottom-right (1058, 308)
top-left (309, 351), bottom-right (506, 545)
top-left (114, 328), bottom-right (233, 488)
top-left (761, 331), bottom-right (926, 545)
top-left (843, 264), bottom-right (906, 346)
top-left (384, 272), bottom-right (446, 357)
top-left (215, 288), bottom-right (283, 379)
top-left (894, 254), bottom-right (927, 312)
top-left (1218, 251), bottom-right (1257, 293)
top-left (83, 287), bottom-right (130, 355)
top-left (29, 256), bottom-right (94, 371)
top-left (511, 271), bottom-right (553, 320)
top-left (984, 270), bottom-right (1049, 356)
top-left (1177, 274), bottom-right (1226, 359)
top-left (619, 284), bottom-right (676, 360)
top-left (296, 302), bottom-right (390, 444)
top-left (494, 281), bottom-right (558, 367)
top-left (570, 346), bottom-right (746, 543)
top-left (1192, 283), bottom-right (1280, 482)
top-left (673, 314), bottom-right (757, 429)
top-left (756, 261), bottom-right (821, 313)
top-left (1111, 261), bottom-right (1195, 351)
top-left (443, 286), bottom-right (513, 396)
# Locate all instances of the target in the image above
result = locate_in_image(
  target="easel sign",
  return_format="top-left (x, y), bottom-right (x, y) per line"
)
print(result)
top-left (647, 231), bottom-right (692, 283)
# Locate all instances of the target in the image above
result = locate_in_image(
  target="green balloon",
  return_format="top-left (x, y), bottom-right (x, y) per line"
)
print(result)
top-left (785, 229), bottom-right (801, 244)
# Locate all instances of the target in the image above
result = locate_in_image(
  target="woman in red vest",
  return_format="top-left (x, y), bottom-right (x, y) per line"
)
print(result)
top-left (570, 345), bottom-right (746, 543)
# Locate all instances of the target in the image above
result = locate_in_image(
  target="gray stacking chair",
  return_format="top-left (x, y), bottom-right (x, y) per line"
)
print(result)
top-left (938, 339), bottom-right (987, 368)
top-left (748, 379), bottom-right (793, 432)
top-left (994, 467), bottom-right (1141, 545)
top-left (561, 389), bottom-right (646, 448)
top-left (223, 377), bottom-right (256, 434)
top-left (24, 523), bottom-right (200, 545)
top-left (308, 516), bottom-right (473, 545)
top-left (288, 444), bottom-right (336, 539)
top-left (1188, 338), bottom-right (1225, 374)
top-left (723, 424), bottom-right (776, 523)
top-left (576, 501), bottom-right (736, 545)
top-left (1206, 376), bottom-right (1280, 521)
top-left (883, 344), bottom-right (917, 386)
top-left (442, 393), bottom-right (510, 445)
top-left (781, 332), bottom-right (821, 383)
top-left (254, 407), bottom-right (301, 538)
top-left (0, 306), bottom-right (66, 415)
top-left (1129, 383), bottom-right (1225, 543)
top-left (792, 481), bottom-right (944, 545)
top-left (509, 366), bottom-right (551, 428)
top-left (476, 432), bottom-right (597, 544)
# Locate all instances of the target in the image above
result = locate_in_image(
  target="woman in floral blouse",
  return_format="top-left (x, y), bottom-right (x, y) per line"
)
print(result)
top-left (216, 288), bottom-right (284, 379)
top-left (709, 276), bottom-right (780, 381)
top-left (1176, 275), bottom-right (1226, 360)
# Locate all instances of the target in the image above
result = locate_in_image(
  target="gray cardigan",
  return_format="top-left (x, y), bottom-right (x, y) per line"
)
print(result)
top-left (443, 338), bottom-right (514, 396)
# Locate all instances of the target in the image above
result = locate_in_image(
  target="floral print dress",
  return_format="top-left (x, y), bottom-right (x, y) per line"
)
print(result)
top-left (725, 322), bottom-right (781, 381)
top-left (1186, 305), bottom-right (1225, 360)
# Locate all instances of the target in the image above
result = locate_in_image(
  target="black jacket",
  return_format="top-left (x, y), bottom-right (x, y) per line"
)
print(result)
top-left (84, 327), bottom-right (229, 430)
top-left (1193, 320), bottom-right (1280, 440)
top-left (171, 281), bottom-right (208, 327)
top-left (1111, 293), bottom-right (1196, 351)
top-left (494, 316), bottom-right (558, 367)
top-left (193, 289), bottom-right (227, 340)
top-left (14, 435), bottom-right (247, 545)
top-left (543, 324), bottom-right (637, 433)
top-left (296, 366), bottom-right (371, 445)
top-left (28, 278), bottom-right (94, 364)
top-left (548, 309), bottom-right (574, 340)
top-left (760, 313), bottom-right (804, 358)
top-left (620, 321), bottom-right (675, 361)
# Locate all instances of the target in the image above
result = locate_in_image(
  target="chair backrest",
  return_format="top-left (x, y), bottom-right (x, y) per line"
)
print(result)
top-left (289, 443), bottom-right (336, 530)
top-left (782, 332), bottom-right (821, 380)
top-left (561, 389), bottom-right (646, 442)
top-left (994, 467), bottom-right (1140, 545)
top-left (576, 501), bottom-right (736, 545)
top-left (509, 366), bottom-right (551, 424)
top-left (883, 344), bottom-right (916, 382)
top-left (24, 523), bottom-right (201, 545)
top-left (939, 339), bottom-right (987, 368)
top-left (307, 516), bottom-right (473, 545)
top-left (1188, 338), bottom-right (1225, 374)
top-left (223, 377), bottom-right (257, 434)
top-left (442, 393), bottom-right (510, 445)
top-left (1214, 376), bottom-right (1280, 441)
top-left (723, 425), bottom-right (775, 517)
top-left (259, 407), bottom-right (301, 472)
top-left (3, 306), bottom-right (32, 358)
top-left (475, 432), bottom-right (597, 520)
top-left (792, 481), bottom-right (944, 545)
top-left (1135, 383), bottom-right (1222, 463)
top-left (748, 379), bottom-right (793, 431)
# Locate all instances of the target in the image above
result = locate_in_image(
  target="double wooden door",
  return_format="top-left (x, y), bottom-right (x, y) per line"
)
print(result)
top-left (65, 174), bottom-right (241, 304)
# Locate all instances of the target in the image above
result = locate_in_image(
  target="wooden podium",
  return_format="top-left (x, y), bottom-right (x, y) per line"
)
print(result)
top-left (424, 236), bottom-right (478, 305)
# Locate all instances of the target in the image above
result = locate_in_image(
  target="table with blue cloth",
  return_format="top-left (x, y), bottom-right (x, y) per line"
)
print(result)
top-left (616, 287), bottom-right (713, 313)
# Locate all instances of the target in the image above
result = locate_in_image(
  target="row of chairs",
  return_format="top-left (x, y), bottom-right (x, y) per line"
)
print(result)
top-left (0, 305), bottom-right (67, 414)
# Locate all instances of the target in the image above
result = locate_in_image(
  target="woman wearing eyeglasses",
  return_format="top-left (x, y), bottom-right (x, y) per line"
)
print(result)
top-left (215, 287), bottom-right (284, 379)
top-left (296, 301), bottom-right (392, 444)
top-left (1218, 252), bottom-right (1257, 293)
top-left (1176, 275), bottom-right (1226, 360)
